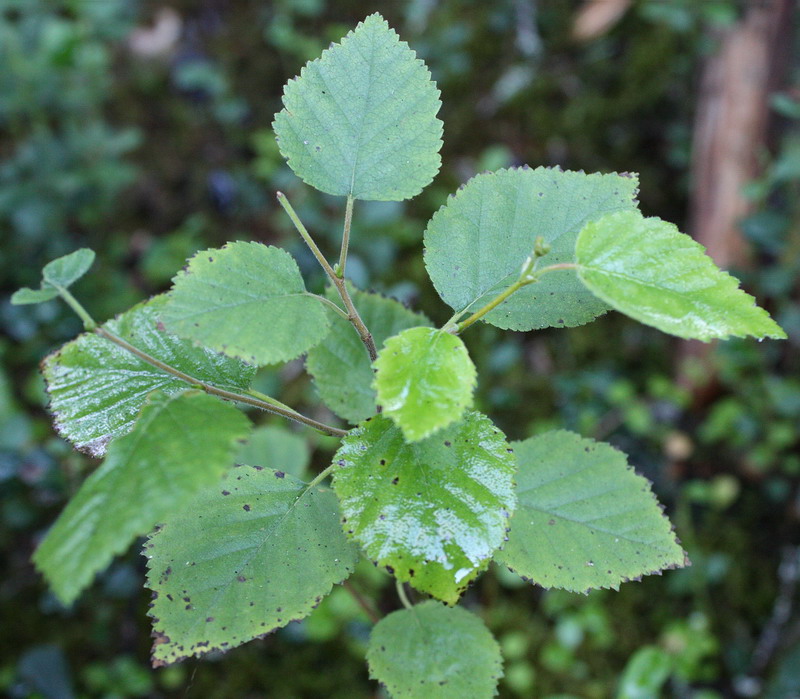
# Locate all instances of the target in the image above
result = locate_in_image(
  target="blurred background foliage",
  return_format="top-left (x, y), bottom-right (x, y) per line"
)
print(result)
top-left (1, 0), bottom-right (799, 697)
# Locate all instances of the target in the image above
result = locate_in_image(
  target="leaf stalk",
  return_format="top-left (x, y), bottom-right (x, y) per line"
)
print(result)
top-left (277, 192), bottom-right (378, 361)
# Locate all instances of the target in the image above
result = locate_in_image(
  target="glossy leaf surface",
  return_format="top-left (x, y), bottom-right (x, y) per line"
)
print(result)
top-left (373, 327), bottom-right (476, 441)
top-left (332, 413), bottom-right (516, 603)
top-left (34, 391), bottom-right (250, 605)
top-left (12, 248), bottom-right (95, 304)
top-left (424, 167), bottom-right (638, 330)
top-left (234, 424), bottom-right (311, 480)
top-left (495, 430), bottom-right (687, 593)
top-left (43, 295), bottom-right (255, 457)
top-left (575, 210), bottom-right (786, 341)
top-left (306, 288), bottom-right (430, 423)
top-left (367, 601), bottom-right (503, 698)
top-left (162, 241), bottom-right (329, 365)
top-left (273, 13), bottom-right (442, 201)
top-left (146, 465), bottom-right (357, 665)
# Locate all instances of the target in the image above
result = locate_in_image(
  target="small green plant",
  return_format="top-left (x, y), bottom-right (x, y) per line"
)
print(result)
top-left (14, 14), bottom-right (785, 696)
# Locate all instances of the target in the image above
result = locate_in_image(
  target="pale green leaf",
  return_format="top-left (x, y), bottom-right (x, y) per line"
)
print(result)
top-left (495, 430), bottom-right (688, 593)
top-left (42, 248), bottom-right (96, 287)
top-left (367, 601), bottom-right (503, 698)
top-left (146, 465), bottom-right (358, 665)
top-left (306, 288), bottom-right (431, 423)
top-left (11, 248), bottom-right (95, 305)
top-left (617, 646), bottom-right (671, 699)
top-left (373, 327), bottom-right (476, 441)
top-left (424, 167), bottom-right (639, 330)
top-left (43, 295), bottom-right (255, 457)
top-left (234, 424), bottom-right (310, 480)
top-left (34, 390), bottom-right (251, 605)
top-left (575, 210), bottom-right (787, 341)
top-left (11, 287), bottom-right (60, 305)
top-left (162, 241), bottom-right (330, 365)
top-left (332, 413), bottom-right (516, 604)
top-left (273, 13), bottom-right (442, 201)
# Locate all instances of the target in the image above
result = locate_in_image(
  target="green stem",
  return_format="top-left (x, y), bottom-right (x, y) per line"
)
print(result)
top-left (304, 463), bottom-right (336, 492)
top-left (396, 579), bottom-right (414, 610)
top-left (456, 280), bottom-right (525, 333)
top-left (455, 262), bottom-right (578, 334)
top-left (307, 292), bottom-right (349, 320)
top-left (338, 195), bottom-right (354, 277)
top-left (94, 326), bottom-right (347, 437)
top-left (55, 286), bottom-right (96, 331)
top-left (245, 388), bottom-right (295, 413)
top-left (276, 192), bottom-right (338, 279)
top-left (277, 191), bottom-right (378, 361)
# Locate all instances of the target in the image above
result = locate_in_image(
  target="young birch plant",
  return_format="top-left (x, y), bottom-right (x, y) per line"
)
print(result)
top-left (14, 13), bottom-right (786, 697)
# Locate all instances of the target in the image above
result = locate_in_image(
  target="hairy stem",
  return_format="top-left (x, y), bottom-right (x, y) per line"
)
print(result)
top-left (93, 326), bottom-right (348, 437)
top-left (395, 579), bottom-right (414, 610)
top-left (338, 195), bottom-right (354, 276)
top-left (277, 191), bottom-right (378, 361)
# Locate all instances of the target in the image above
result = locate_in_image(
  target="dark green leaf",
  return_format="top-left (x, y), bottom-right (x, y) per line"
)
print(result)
top-left (273, 13), bottom-right (442, 201)
top-left (367, 601), bottom-right (503, 698)
top-left (34, 390), bottom-right (251, 605)
top-left (162, 242), bottom-right (330, 366)
top-left (495, 430), bottom-right (688, 593)
top-left (146, 465), bottom-right (358, 665)
top-left (234, 424), bottom-right (311, 480)
top-left (424, 167), bottom-right (638, 330)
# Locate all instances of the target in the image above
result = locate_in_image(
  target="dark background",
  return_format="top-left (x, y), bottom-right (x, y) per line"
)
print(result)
top-left (1, 0), bottom-right (799, 696)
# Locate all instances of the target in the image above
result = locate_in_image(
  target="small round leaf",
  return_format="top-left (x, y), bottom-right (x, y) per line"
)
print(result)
top-left (367, 601), bottom-right (503, 698)
top-left (373, 327), bottom-right (476, 442)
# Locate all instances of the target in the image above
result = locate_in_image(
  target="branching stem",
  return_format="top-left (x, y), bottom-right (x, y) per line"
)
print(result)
top-left (95, 326), bottom-right (348, 437)
top-left (277, 192), bottom-right (378, 361)
top-left (50, 285), bottom-right (347, 438)
top-left (455, 261), bottom-right (578, 334)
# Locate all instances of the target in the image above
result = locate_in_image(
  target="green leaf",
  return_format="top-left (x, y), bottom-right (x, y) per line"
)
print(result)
top-left (11, 248), bottom-right (95, 305)
top-left (617, 646), bottom-right (671, 699)
top-left (162, 241), bottom-right (330, 365)
top-left (146, 465), bottom-right (358, 665)
top-left (273, 13), bottom-right (442, 201)
top-left (424, 167), bottom-right (639, 330)
top-left (42, 248), bottom-right (96, 287)
top-left (11, 287), bottom-right (60, 305)
top-left (367, 601), bottom-right (503, 698)
top-left (373, 327), bottom-right (476, 442)
top-left (43, 295), bottom-right (255, 457)
top-left (34, 390), bottom-right (250, 605)
top-left (306, 288), bottom-right (431, 423)
top-left (494, 430), bottom-right (688, 593)
top-left (575, 210), bottom-right (787, 341)
top-left (332, 413), bottom-right (516, 604)
top-left (234, 424), bottom-right (311, 480)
